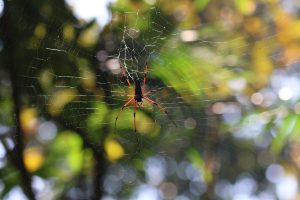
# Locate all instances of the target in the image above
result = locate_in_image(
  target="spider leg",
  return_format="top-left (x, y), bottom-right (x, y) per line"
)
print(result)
top-left (133, 101), bottom-right (142, 150)
top-left (142, 62), bottom-right (149, 93)
top-left (119, 64), bottom-right (132, 87)
top-left (139, 101), bottom-right (153, 111)
top-left (134, 100), bottom-right (137, 132)
top-left (137, 101), bottom-right (142, 110)
top-left (143, 89), bottom-right (157, 97)
top-left (115, 97), bottom-right (134, 130)
top-left (143, 97), bottom-right (177, 127)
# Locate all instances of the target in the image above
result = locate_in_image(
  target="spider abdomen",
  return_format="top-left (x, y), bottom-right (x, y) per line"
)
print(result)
top-left (134, 79), bottom-right (143, 102)
top-left (135, 94), bottom-right (143, 102)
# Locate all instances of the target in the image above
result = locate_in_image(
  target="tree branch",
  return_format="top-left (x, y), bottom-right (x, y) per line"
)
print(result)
top-left (0, 1), bottom-right (36, 199)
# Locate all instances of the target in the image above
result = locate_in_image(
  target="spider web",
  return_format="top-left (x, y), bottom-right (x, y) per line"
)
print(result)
top-left (6, 0), bottom-right (300, 199)
top-left (18, 3), bottom-right (270, 156)
top-left (107, 8), bottom-right (182, 131)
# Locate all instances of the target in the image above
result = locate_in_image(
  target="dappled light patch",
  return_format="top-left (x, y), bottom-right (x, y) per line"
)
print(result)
top-left (104, 138), bottom-right (125, 161)
top-left (20, 108), bottom-right (38, 135)
top-left (23, 147), bottom-right (44, 172)
top-left (45, 131), bottom-right (84, 180)
top-left (48, 88), bottom-right (78, 116)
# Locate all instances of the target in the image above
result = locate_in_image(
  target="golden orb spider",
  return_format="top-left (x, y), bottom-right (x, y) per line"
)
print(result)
top-left (115, 63), bottom-right (176, 132)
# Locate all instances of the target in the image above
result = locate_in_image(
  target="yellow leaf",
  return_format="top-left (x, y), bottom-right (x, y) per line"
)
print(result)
top-left (78, 24), bottom-right (100, 48)
top-left (23, 147), bottom-right (44, 172)
top-left (244, 17), bottom-right (263, 34)
top-left (63, 24), bottom-right (75, 42)
top-left (113, 108), bottom-right (159, 135)
top-left (252, 41), bottom-right (273, 86)
top-left (277, 20), bottom-right (300, 44)
top-left (283, 43), bottom-right (300, 64)
top-left (34, 23), bottom-right (47, 39)
top-left (76, 58), bottom-right (96, 90)
top-left (20, 108), bottom-right (38, 135)
top-left (104, 138), bottom-right (125, 161)
top-left (235, 0), bottom-right (256, 16)
top-left (48, 88), bottom-right (77, 116)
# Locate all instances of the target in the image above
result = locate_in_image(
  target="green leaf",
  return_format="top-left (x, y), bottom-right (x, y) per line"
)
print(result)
top-left (271, 114), bottom-right (298, 154)
top-left (195, 0), bottom-right (210, 11)
top-left (234, 0), bottom-right (256, 15)
top-left (186, 148), bottom-right (212, 183)
top-left (42, 131), bottom-right (83, 180)
top-left (86, 102), bottom-right (108, 132)
top-left (290, 116), bottom-right (300, 138)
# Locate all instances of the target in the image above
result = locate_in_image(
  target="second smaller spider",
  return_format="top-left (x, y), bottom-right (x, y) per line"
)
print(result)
top-left (115, 63), bottom-right (176, 132)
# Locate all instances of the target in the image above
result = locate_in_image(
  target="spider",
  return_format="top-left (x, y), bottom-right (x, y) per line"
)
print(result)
top-left (115, 63), bottom-right (176, 132)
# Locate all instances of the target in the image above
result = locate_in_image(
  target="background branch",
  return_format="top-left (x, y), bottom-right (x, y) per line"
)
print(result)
top-left (0, 1), bottom-right (36, 199)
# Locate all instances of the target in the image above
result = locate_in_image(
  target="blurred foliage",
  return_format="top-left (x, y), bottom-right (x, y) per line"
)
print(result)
top-left (1, 0), bottom-right (300, 199)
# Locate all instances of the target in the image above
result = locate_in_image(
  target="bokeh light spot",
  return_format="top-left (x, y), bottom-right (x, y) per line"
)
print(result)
top-left (235, 0), bottom-right (256, 15)
top-left (104, 175), bottom-right (122, 194)
top-left (144, 0), bottom-right (156, 5)
top-left (278, 86), bottom-right (293, 100)
top-left (212, 102), bottom-right (225, 114)
top-left (3, 187), bottom-right (28, 200)
top-left (266, 164), bottom-right (284, 183)
top-left (23, 147), bottom-right (44, 172)
top-left (63, 24), bottom-right (75, 41)
top-left (48, 88), bottom-right (77, 116)
top-left (184, 117), bottom-right (196, 129)
top-left (20, 108), bottom-right (38, 135)
top-left (34, 23), bottom-right (47, 39)
top-left (37, 121), bottom-right (57, 143)
top-left (0, 0), bottom-right (3, 17)
top-left (214, 180), bottom-right (233, 199)
top-left (78, 24), bottom-right (100, 47)
top-left (145, 156), bottom-right (166, 186)
top-left (228, 78), bottom-right (246, 91)
top-left (0, 142), bottom-right (5, 159)
top-left (160, 182), bottom-right (177, 200)
top-left (106, 59), bottom-right (121, 74)
top-left (251, 92), bottom-right (264, 105)
top-left (180, 30), bottom-right (198, 42)
top-left (104, 138), bottom-right (124, 161)
top-left (276, 175), bottom-right (298, 200)
top-left (65, 0), bottom-right (115, 27)
top-left (293, 102), bottom-right (300, 114)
